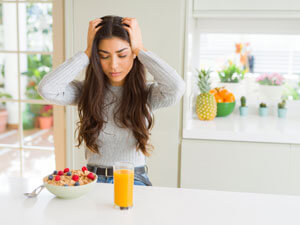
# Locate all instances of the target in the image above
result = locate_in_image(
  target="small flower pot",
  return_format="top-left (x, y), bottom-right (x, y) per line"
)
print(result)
top-left (38, 116), bottom-right (53, 129)
top-left (278, 108), bottom-right (287, 118)
top-left (239, 106), bottom-right (248, 116)
top-left (0, 109), bottom-right (8, 133)
top-left (259, 107), bottom-right (268, 117)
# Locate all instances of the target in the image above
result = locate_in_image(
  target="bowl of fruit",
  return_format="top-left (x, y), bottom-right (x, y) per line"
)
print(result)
top-left (210, 87), bottom-right (236, 117)
top-left (43, 167), bottom-right (97, 199)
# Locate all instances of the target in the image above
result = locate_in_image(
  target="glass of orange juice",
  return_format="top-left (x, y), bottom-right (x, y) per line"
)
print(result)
top-left (113, 162), bottom-right (134, 210)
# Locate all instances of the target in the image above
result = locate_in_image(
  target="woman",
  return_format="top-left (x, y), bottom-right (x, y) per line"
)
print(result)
top-left (38, 15), bottom-right (185, 186)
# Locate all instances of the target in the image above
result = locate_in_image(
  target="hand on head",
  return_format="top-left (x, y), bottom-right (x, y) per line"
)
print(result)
top-left (85, 18), bottom-right (102, 58)
top-left (121, 17), bottom-right (145, 56)
top-left (84, 17), bottom-right (146, 59)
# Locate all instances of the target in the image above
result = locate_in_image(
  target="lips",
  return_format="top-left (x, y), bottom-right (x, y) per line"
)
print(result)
top-left (110, 72), bottom-right (121, 77)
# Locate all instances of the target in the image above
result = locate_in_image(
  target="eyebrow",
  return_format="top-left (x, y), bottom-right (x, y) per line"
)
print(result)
top-left (98, 48), bottom-right (128, 54)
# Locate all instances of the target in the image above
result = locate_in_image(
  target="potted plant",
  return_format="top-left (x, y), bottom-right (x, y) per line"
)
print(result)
top-left (218, 61), bottom-right (246, 100)
top-left (239, 96), bottom-right (248, 116)
top-left (0, 92), bottom-right (12, 133)
top-left (256, 73), bottom-right (285, 102)
top-left (218, 62), bottom-right (245, 83)
top-left (277, 100), bottom-right (287, 118)
top-left (21, 55), bottom-right (52, 129)
top-left (38, 105), bottom-right (53, 129)
top-left (259, 102), bottom-right (268, 117)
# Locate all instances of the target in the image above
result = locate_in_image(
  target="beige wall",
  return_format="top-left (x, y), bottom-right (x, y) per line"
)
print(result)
top-left (65, 0), bottom-right (186, 187)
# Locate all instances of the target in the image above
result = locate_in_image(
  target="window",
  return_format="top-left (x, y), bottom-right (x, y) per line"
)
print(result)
top-left (0, 0), bottom-right (62, 179)
top-left (197, 33), bottom-right (300, 75)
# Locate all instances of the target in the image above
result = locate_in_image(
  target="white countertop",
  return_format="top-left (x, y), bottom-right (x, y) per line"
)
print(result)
top-left (2, 176), bottom-right (300, 225)
top-left (183, 113), bottom-right (300, 144)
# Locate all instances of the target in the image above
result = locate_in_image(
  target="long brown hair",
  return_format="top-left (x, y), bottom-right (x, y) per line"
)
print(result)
top-left (75, 15), bottom-right (154, 157)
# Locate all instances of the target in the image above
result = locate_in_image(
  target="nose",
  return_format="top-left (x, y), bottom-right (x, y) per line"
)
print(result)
top-left (110, 56), bottom-right (119, 71)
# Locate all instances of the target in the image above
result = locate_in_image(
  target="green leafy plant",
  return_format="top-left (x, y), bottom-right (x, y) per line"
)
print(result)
top-left (218, 62), bottom-right (245, 83)
top-left (240, 96), bottom-right (246, 107)
top-left (282, 84), bottom-right (300, 100)
top-left (21, 54), bottom-right (52, 100)
top-left (0, 92), bottom-right (12, 109)
top-left (278, 100), bottom-right (286, 109)
top-left (259, 102), bottom-right (267, 108)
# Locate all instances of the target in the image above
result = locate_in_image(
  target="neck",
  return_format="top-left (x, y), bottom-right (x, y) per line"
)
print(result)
top-left (109, 81), bottom-right (124, 87)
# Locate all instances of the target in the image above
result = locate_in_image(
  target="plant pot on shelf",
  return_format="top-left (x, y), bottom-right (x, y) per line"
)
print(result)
top-left (0, 109), bottom-right (8, 133)
top-left (259, 107), bottom-right (268, 117)
top-left (278, 108), bottom-right (287, 118)
top-left (259, 85), bottom-right (283, 102)
top-left (239, 106), bottom-right (248, 116)
top-left (38, 116), bottom-right (53, 129)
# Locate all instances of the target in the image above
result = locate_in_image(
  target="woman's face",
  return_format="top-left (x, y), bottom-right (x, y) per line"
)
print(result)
top-left (98, 37), bottom-right (136, 86)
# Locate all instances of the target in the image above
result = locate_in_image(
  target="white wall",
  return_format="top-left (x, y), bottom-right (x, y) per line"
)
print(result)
top-left (65, 0), bottom-right (186, 187)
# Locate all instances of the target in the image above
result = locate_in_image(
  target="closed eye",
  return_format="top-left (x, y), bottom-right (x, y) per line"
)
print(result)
top-left (99, 55), bottom-right (127, 59)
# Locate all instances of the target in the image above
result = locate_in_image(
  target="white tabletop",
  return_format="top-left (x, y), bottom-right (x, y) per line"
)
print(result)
top-left (1, 176), bottom-right (300, 225)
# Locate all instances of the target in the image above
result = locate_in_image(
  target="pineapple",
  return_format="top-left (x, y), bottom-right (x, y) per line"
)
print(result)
top-left (195, 69), bottom-right (217, 120)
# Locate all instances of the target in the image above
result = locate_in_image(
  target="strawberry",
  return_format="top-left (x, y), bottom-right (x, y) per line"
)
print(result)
top-left (58, 170), bottom-right (64, 176)
top-left (72, 174), bottom-right (79, 182)
top-left (82, 166), bottom-right (88, 172)
top-left (55, 175), bottom-right (60, 181)
top-left (64, 168), bottom-right (70, 173)
top-left (87, 172), bottom-right (95, 180)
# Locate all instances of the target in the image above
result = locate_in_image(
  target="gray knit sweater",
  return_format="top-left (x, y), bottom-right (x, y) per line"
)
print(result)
top-left (38, 49), bottom-right (185, 167)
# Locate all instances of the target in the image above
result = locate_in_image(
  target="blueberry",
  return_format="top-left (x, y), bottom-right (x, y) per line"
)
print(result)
top-left (63, 184), bottom-right (69, 187)
top-left (66, 172), bottom-right (71, 176)
top-left (48, 175), bottom-right (53, 180)
top-left (74, 182), bottom-right (80, 186)
top-left (53, 170), bottom-right (58, 175)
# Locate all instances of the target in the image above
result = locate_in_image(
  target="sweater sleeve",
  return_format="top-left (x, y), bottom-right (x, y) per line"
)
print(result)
top-left (137, 50), bottom-right (186, 111)
top-left (37, 52), bottom-right (89, 106)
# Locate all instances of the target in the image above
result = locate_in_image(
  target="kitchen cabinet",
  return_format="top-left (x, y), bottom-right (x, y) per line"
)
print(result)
top-left (290, 144), bottom-right (300, 195)
top-left (180, 139), bottom-right (300, 195)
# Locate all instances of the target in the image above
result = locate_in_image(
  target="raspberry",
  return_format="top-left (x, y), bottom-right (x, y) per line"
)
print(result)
top-left (64, 168), bottom-right (70, 173)
top-left (55, 175), bottom-right (60, 181)
top-left (58, 170), bottom-right (64, 176)
top-left (87, 172), bottom-right (95, 180)
top-left (82, 166), bottom-right (88, 172)
top-left (72, 174), bottom-right (79, 181)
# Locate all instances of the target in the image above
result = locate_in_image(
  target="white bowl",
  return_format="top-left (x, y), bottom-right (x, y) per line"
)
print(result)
top-left (43, 174), bottom-right (98, 199)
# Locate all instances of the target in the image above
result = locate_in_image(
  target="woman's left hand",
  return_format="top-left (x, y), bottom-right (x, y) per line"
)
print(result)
top-left (121, 17), bottom-right (146, 56)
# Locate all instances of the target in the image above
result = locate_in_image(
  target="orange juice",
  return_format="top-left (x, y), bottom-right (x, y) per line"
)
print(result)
top-left (114, 169), bottom-right (134, 208)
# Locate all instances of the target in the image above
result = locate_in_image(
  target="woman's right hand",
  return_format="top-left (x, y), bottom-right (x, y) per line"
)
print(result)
top-left (84, 18), bottom-right (102, 58)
